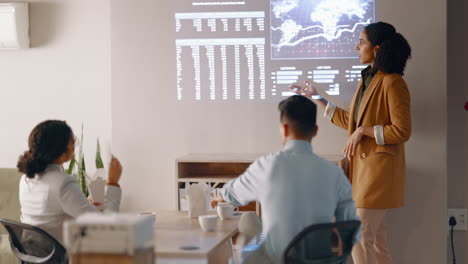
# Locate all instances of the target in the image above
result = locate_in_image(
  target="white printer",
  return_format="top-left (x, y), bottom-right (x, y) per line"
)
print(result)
top-left (63, 213), bottom-right (155, 255)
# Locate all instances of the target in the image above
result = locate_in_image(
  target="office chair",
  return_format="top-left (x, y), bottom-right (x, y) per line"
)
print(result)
top-left (282, 220), bottom-right (360, 264)
top-left (0, 218), bottom-right (68, 264)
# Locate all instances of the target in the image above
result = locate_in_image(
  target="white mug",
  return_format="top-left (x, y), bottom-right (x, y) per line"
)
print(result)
top-left (216, 203), bottom-right (239, 220)
top-left (198, 215), bottom-right (218, 232)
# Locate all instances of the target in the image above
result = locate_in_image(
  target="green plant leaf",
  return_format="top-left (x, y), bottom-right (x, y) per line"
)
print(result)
top-left (77, 123), bottom-right (88, 197)
top-left (78, 154), bottom-right (89, 197)
top-left (96, 138), bottom-right (104, 169)
top-left (67, 159), bottom-right (76, 175)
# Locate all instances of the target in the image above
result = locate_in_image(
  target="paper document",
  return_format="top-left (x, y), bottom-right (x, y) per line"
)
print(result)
top-left (88, 177), bottom-right (106, 204)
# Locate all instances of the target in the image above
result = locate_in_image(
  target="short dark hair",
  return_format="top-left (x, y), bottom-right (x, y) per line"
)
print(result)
top-left (365, 22), bottom-right (412, 75)
top-left (17, 120), bottom-right (74, 178)
top-left (278, 95), bottom-right (317, 138)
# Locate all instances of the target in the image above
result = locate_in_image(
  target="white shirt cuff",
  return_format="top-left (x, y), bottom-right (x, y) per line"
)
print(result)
top-left (324, 102), bottom-right (336, 121)
top-left (104, 185), bottom-right (122, 212)
top-left (374, 125), bottom-right (385, 145)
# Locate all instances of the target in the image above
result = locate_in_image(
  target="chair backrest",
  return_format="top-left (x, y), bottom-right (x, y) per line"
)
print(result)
top-left (282, 220), bottom-right (360, 264)
top-left (0, 218), bottom-right (68, 264)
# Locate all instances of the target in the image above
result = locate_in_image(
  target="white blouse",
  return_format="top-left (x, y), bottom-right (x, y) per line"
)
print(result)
top-left (19, 164), bottom-right (121, 243)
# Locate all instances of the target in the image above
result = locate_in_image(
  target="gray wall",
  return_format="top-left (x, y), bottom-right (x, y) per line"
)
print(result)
top-left (447, 0), bottom-right (468, 262)
top-left (110, 0), bottom-right (447, 263)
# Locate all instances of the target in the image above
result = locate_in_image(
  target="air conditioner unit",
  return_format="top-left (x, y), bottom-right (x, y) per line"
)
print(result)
top-left (0, 3), bottom-right (29, 49)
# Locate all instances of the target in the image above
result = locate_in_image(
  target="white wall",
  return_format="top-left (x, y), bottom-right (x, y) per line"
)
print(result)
top-left (0, 0), bottom-right (112, 174)
top-left (111, 0), bottom-right (447, 263)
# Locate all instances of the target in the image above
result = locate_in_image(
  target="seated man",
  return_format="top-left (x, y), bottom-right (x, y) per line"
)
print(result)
top-left (213, 95), bottom-right (359, 263)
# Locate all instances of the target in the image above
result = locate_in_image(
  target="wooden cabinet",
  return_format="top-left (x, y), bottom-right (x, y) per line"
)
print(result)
top-left (176, 154), bottom-right (262, 213)
top-left (175, 153), bottom-right (346, 215)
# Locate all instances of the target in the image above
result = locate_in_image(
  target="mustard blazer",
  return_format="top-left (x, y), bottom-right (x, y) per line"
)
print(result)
top-left (331, 71), bottom-right (411, 209)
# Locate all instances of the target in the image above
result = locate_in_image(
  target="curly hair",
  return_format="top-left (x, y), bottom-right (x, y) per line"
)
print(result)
top-left (17, 120), bottom-right (74, 178)
top-left (365, 22), bottom-right (412, 75)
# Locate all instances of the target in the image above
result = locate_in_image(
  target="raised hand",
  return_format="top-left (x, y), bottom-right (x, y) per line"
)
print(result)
top-left (107, 156), bottom-right (122, 185)
top-left (289, 81), bottom-right (319, 98)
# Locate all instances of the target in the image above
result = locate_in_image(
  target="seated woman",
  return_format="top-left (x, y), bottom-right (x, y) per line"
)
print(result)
top-left (17, 120), bottom-right (123, 243)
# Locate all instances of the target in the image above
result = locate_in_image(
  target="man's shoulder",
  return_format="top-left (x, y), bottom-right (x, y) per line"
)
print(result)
top-left (255, 151), bottom-right (283, 164)
top-left (316, 154), bottom-right (342, 167)
top-left (308, 154), bottom-right (344, 174)
top-left (254, 151), bottom-right (342, 174)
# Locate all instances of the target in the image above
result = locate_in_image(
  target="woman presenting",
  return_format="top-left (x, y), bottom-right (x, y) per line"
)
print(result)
top-left (292, 22), bottom-right (411, 264)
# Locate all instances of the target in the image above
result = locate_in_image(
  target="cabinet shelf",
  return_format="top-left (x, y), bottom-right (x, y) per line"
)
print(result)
top-left (176, 154), bottom-right (262, 214)
top-left (177, 177), bottom-right (236, 183)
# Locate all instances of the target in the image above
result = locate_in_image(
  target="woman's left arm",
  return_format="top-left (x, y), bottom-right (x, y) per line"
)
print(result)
top-left (343, 77), bottom-right (411, 157)
top-left (358, 77), bottom-right (411, 143)
top-left (378, 77), bottom-right (411, 144)
top-left (58, 174), bottom-right (122, 217)
top-left (59, 175), bottom-right (99, 217)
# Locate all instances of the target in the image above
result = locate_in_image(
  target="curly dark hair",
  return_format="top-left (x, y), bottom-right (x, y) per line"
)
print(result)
top-left (364, 22), bottom-right (412, 75)
top-left (17, 120), bottom-right (74, 178)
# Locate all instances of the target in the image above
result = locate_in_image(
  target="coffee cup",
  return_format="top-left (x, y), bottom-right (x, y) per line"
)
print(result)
top-left (198, 215), bottom-right (218, 232)
top-left (216, 203), bottom-right (239, 220)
